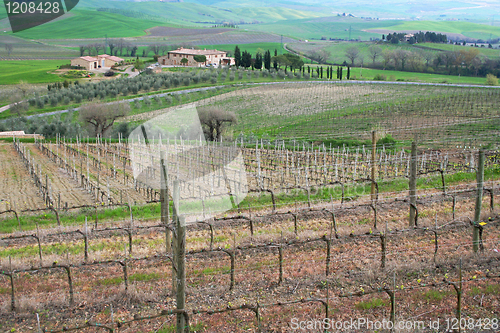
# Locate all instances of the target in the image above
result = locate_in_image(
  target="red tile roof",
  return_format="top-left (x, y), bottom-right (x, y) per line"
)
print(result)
top-left (168, 48), bottom-right (226, 55)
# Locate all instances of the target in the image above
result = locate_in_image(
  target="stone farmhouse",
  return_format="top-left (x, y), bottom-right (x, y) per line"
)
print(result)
top-left (71, 54), bottom-right (124, 70)
top-left (158, 48), bottom-right (235, 67)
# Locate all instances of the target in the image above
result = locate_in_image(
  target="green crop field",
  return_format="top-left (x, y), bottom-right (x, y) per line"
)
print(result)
top-left (0, 60), bottom-right (67, 84)
top-left (11, 10), bottom-right (166, 39)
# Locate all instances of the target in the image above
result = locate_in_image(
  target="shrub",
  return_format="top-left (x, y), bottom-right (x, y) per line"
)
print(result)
top-left (486, 74), bottom-right (498, 86)
top-left (104, 70), bottom-right (115, 77)
top-left (210, 76), bottom-right (217, 84)
top-left (164, 95), bottom-right (173, 104)
top-left (238, 71), bottom-right (243, 80)
top-left (229, 74), bottom-right (235, 81)
top-left (373, 74), bottom-right (387, 81)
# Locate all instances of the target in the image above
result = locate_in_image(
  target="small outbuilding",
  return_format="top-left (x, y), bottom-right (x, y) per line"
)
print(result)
top-left (71, 54), bottom-right (124, 70)
top-left (71, 56), bottom-right (99, 70)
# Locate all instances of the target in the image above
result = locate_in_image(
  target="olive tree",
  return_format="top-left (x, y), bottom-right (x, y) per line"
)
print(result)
top-left (79, 102), bottom-right (130, 137)
top-left (198, 107), bottom-right (237, 142)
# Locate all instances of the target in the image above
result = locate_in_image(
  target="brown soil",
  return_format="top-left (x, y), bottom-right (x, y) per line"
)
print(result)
top-left (0, 144), bottom-right (45, 212)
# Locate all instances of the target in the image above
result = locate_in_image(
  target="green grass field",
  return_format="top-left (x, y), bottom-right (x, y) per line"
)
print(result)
top-left (0, 60), bottom-right (68, 85)
top-left (345, 66), bottom-right (489, 85)
top-left (77, 0), bottom-right (325, 24)
top-left (12, 10), bottom-right (166, 39)
top-left (247, 16), bottom-right (397, 41)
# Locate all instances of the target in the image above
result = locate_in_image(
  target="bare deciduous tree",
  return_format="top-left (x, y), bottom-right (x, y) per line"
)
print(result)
top-left (198, 107), bottom-right (237, 142)
top-left (345, 46), bottom-right (360, 66)
top-left (79, 103), bottom-right (130, 137)
top-left (4, 43), bottom-right (13, 56)
top-left (368, 45), bottom-right (382, 65)
top-left (309, 49), bottom-right (330, 64)
top-left (94, 43), bottom-right (105, 56)
top-left (148, 44), bottom-right (163, 56)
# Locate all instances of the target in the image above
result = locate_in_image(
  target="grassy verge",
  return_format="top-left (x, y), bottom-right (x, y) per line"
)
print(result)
top-left (0, 165), bottom-right (498, 234)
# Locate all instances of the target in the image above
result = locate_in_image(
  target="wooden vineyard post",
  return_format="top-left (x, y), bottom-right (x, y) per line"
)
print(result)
top-left (176, 214), bottom-right (186, 333)
top-left (161, 151), bottom-right (171, 254)
top-left (171, 180), bottom-right (180, 295)
top-left (409, 141), bottom-right (417, 227)
top-left (473, 149), bottom-right (485, 253)
top-left (84, 217), bottom-right (89, 263)
top-left (36, 222), bottom-right (42, 267)
top-left (370, 131), bottom-right (378, 230)
top-left (371, 131), bottom-right (377, 204)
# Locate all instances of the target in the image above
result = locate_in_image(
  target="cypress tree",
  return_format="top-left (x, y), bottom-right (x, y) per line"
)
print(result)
top-left (234, 46), bottom-right (241, 68)
top-left (347, 66), bottom-right (350, 80)
top-left (320, 66), bottom-right (323, 79)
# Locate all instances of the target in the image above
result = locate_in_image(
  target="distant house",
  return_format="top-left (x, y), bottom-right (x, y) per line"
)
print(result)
top-left (158, 48), bottom-right (235, 67)
top-left (404, 33), bottom-right (415, 42)
top-left (0, 131), bottom-right (43, 139)
top-left (71, 54), bottom-right (124, 70)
